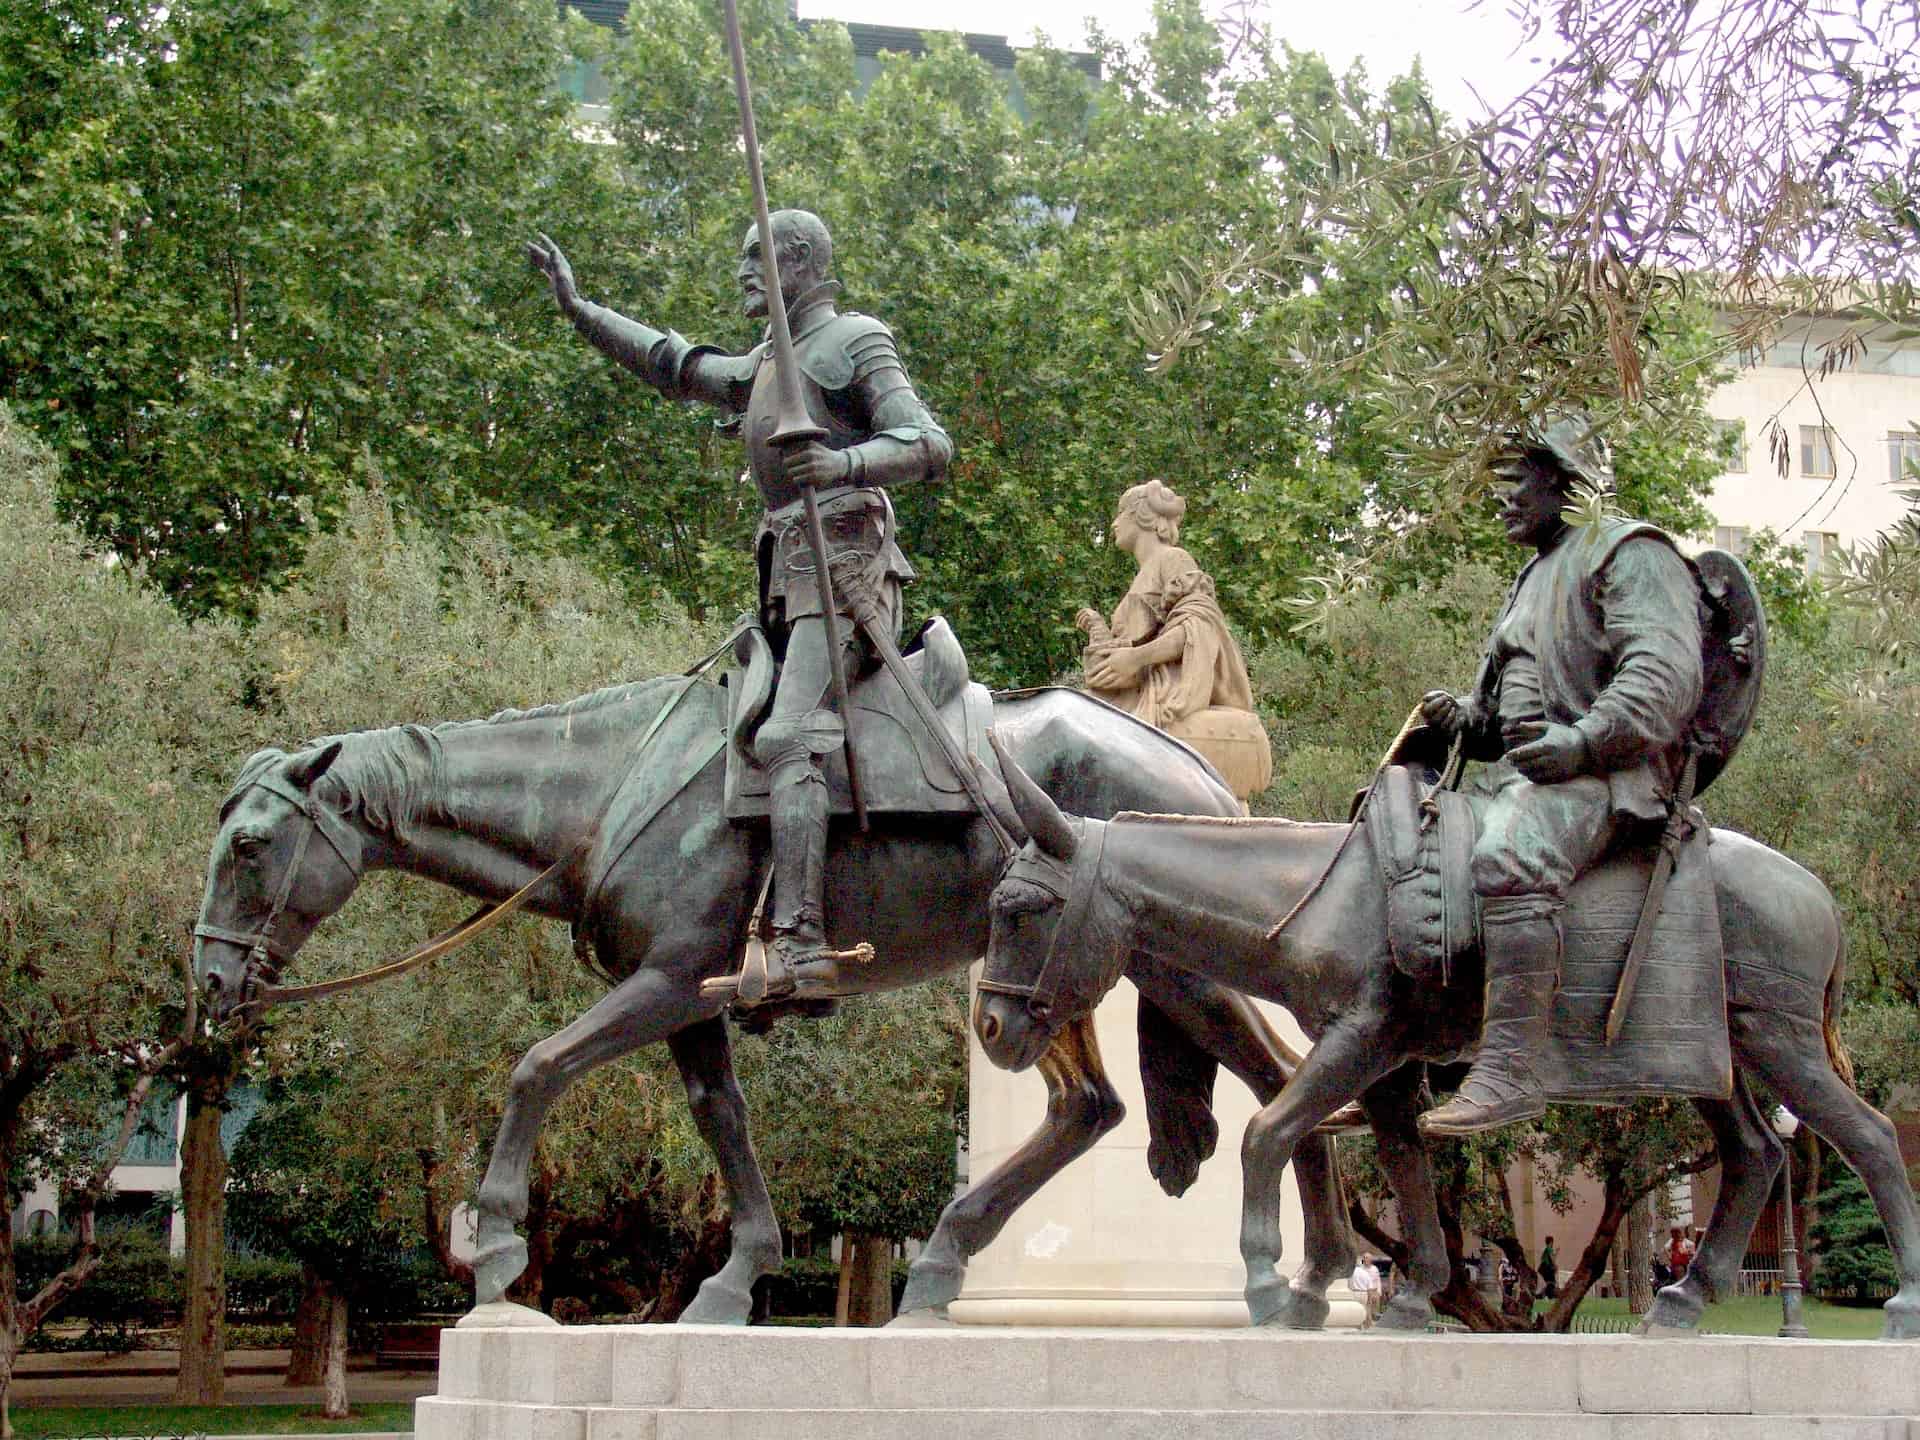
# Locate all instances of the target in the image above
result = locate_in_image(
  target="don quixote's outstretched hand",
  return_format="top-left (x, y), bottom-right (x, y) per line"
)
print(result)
top-left (526, 233), bottom-right (578, 311)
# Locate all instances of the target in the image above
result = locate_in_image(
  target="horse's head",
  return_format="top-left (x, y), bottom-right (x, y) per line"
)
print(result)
top-left (194, 741), bottom-right (360, 1020)
top-left (974, 734), bottom-right (1127, 1072)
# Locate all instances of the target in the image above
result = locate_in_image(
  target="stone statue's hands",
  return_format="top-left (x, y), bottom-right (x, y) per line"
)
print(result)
top-left (786, 442), bottom-right (850, 489)
top-left (1420, 689), bottom-right (1475, 736)
top-left (1086, 646), bottom-right (1145, 690)
top-left (526, 233), bottom-right (578, 310)
top-left (1505, 721), bottom-right (1590, 784)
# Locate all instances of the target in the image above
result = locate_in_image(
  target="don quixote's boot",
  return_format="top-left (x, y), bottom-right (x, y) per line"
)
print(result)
top-left (1418, 895), bottom-right (1559, 1137)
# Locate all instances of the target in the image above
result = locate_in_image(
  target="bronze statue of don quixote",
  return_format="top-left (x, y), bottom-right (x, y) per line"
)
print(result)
top-left (190, 0), bottom-right (1918, 1348)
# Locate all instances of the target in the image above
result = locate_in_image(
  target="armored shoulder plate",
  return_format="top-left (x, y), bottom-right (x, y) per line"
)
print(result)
top-left (796, 312), bottom-right (896, 392)
top-left (1689, 547), bottom-right (1767, 796)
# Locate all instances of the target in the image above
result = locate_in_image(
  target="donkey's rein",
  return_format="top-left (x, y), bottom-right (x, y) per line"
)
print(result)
top-left (1262, 704), bottom-right (1463, 945)
top-left (241, 644), bottom-right (732, 1010)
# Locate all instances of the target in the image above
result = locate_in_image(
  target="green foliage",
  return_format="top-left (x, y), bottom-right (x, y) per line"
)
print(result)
top-left (1808, 1151), bottom-right (1902, 1301)
top-left (12, 1227), bottom-right (176, 1348)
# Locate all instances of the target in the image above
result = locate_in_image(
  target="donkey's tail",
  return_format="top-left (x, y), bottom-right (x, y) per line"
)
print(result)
top-left (1823, 923), bottom-right (1856, 1090)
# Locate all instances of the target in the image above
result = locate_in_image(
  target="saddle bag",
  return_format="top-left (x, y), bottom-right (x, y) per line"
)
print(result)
top-left (1363, 765), bottom-right (1477, 985)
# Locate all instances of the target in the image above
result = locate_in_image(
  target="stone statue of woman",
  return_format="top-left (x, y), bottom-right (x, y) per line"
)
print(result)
top-left (1076, 480), bottom-right (1273, 802)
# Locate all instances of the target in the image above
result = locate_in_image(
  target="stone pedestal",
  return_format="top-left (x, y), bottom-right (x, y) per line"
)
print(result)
top-left (418, 1322), bottom-right (1920, 1440)
top-left (952, 975), bottom-right (1362, 1328)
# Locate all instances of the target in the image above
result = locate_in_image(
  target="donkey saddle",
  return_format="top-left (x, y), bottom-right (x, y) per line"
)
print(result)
top-left (1362, 763), bottom-right (1731, 1102)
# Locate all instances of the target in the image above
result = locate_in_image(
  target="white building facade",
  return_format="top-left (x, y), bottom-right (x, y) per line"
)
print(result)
top-left (1701, 319), bottom-right (1920, 566)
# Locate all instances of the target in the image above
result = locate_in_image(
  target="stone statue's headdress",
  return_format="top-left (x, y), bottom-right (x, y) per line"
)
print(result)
top-left (1495, 410), bottom-right (1613, 493)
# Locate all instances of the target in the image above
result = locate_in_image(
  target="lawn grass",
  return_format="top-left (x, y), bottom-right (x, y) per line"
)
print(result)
top-left (7, 1402), bottom-right (416, 1438)
top-left (1566, 1294), bottom-right (1887, 1340)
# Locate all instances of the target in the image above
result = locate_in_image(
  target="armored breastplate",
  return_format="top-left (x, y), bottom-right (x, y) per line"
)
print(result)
top-left (743, 355), bottom-right (866, 513)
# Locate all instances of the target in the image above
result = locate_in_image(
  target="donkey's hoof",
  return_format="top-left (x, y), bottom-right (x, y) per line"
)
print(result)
top-left (1640, 1284), bottom-right (1703, 1336)
top-left (886, 1305), bottom-right (956, 1329)
top-left (679, 1277), bottom-right (753, 1326)
top-left (898, 1260), bottom-right (966, 1316)
top-left (472, 1235), bottom-right (529, 1307)
top-left (1248, 1277), bottom-right (1304, 1328)
top-left (1881, 1292), bottom-right (1920, 1340)
top-left (1280, 1289), bottom-right (1330, 1331)
top-left (1376, 1294), bottom-right (1434, 1331)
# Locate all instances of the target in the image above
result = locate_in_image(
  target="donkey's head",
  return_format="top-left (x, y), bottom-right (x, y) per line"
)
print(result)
top-left (974, 733), bottom-right (1128, 1072)
top-left (194, 742), bottom-right (360, 1020)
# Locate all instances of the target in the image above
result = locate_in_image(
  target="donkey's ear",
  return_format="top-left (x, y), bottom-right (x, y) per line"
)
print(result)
top-left (285, 740), bottom-right (345, 791)
top-left (987, 729), bottom-right (1077, 863)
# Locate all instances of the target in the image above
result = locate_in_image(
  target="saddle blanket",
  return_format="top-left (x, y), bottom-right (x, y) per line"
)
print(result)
top-left (1367, 764), bottom-right (1731, 1103)
top-left (722, 616), bottom-right (991, 822)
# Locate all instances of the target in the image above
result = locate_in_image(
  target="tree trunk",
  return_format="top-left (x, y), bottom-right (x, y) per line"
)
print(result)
top-left (833, 1234), bottom-right (855, 1326)
top-left (321, 1289), bottom-right (349, 1420)
top-left (1540, 1183), bottom-right (1629, 1331)
top-left (286, 1266), bottom-right (328, 1386)
top-left (1, 1245), bottom-right (16, 1440)
top-left (845, 1236), bottom-right (892, 1327)
top-left (1626, 1192), bottom-right (1654, 1314)
top-left (174, 1089), bottom-right (227, 1404)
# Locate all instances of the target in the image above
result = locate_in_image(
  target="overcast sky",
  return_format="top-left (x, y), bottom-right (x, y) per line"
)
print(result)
top-left (795, 0), bottom-right (1554, 122)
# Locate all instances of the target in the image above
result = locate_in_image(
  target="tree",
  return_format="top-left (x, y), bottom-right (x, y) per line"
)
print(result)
top-left (0, 0), bottom-right (623, 616)
top-left (1809, 1149), bottom-right (1905, 1302)
top-left (1143, 0), bottom-right (1918, 544)
top-left (0, 407), bottom-right (216, 1436)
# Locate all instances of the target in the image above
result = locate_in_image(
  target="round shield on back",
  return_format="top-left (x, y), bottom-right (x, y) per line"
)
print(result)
top-left (1690, 548), bottom-right (1768, 797)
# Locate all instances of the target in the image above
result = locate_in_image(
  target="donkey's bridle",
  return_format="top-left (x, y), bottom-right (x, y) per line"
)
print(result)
top-left (193, 772), bottom-right (364, 995)
top-left (974, 820), bottom-right (1115, 1032)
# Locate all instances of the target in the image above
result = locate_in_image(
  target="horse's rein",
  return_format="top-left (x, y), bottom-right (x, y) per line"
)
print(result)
top-left (216, 641), bottom-right (734, 1015)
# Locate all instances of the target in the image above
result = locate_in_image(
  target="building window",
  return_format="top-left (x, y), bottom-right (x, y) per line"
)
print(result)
top-left (1889, 431), bottom-right (1920, 485)
top-left (1712, 526), bottom-right (1750, 556)
top-left (1713, 420), bottom-right (1747, 473)
top-left (1803, 530), bottom-right (1841, 576)
top-left (1800, 425), bottom-right (1836, 479)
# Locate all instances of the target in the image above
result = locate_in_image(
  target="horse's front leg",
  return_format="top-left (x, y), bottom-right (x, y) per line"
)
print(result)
top-left (1357, 1062), bottom-right (1449, 1330)
top-left (472, 966), bottom-right (714, 1307)
top-left (668, 1016), bottom-right (785, 1324)
top-left (1240, 1017), bottom-right (1392, 1328)
top-left (895, 1014), bottom-right (1121, 1324)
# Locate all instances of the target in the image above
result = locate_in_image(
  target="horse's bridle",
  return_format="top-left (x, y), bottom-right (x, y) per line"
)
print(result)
top-left (974, 820), bottom-right (1121, 1033)
top-left (193, 772), bottom-right (365, 1002)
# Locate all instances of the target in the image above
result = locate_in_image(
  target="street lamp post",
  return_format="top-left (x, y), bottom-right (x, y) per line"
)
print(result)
top-left (1772, 1105), bottom-right (1811, 1339)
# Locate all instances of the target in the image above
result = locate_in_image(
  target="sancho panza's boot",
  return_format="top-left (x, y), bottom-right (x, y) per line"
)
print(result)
top-left (1418, 896), bottom-right (1559, 1137)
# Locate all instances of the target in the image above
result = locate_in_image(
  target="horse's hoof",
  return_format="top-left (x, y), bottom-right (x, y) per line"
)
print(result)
top-left (679, 1277), bottom-right (752, 1326)
top-left (886, 1306), bottom-right (956, 1329)
top-left (472, 1235), bottom-right (529, 1307)
top-left (1881, 1292), bottom-right (1920, 1340)
top-left (898, 1261), bottom-right (965, 1316)
top-left (1376, 1295), bottom-right (1433, 1331)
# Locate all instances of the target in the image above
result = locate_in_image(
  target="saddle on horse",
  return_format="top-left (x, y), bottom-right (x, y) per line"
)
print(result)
top-left (722, 614), bottom-right (992, 821)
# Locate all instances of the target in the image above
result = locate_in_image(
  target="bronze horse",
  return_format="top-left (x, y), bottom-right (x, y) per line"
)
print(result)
top-left (192, 675), bottom-right (1355, 1324)
top-left (975, 747), bottom-right (1920, 1339)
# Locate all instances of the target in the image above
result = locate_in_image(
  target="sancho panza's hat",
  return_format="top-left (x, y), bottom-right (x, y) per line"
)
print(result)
top-left (1498, 410), bottom-right (1614, 492)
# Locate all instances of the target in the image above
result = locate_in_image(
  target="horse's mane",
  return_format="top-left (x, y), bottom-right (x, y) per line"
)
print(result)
top-left (229, 676), bottom-right (692, 844)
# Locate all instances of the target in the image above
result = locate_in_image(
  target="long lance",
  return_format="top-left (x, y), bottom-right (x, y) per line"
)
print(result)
top-left (720, 0), bottom-right (867, 832)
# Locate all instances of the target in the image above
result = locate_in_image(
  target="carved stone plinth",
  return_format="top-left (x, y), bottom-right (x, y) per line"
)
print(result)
top-left (417, 1323), bottom-right (1920, 1440)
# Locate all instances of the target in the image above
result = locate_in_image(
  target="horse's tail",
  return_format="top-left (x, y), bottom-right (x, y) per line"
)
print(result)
top-left (1823, 922), bottom-right (1856, 1090)
top-left (1138, 996), bottom-right (1220, 1198)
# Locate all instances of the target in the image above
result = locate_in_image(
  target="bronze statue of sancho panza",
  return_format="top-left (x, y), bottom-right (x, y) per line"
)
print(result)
top-left (527, 213), bottom-right (951, 1001)
top-left (1416, 413), bottom-right (1704, 1136)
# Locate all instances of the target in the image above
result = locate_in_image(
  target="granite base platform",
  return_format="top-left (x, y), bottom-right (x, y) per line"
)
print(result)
top-left (416, 1320), bottom-right (1920, 1440)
